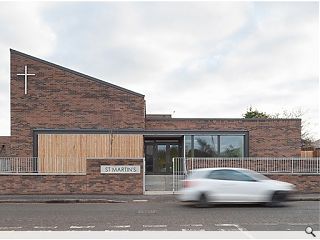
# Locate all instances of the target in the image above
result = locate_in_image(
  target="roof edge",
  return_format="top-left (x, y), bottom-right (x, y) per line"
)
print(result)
top-left (10, 49), bottom-right (144, 98)
top-left (33, 128), bottom-right (249, 134)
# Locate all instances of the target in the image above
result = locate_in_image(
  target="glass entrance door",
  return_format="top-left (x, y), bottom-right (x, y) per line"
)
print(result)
top-left (144, 139), bottom-right (182, 175)
top-left (156, 144), bottom-right (166, 173)
top-left (145, 144), bottom-right (154, 173)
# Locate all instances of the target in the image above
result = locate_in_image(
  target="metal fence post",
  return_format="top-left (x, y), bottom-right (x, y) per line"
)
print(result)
top-left (172, 158), bottom-right (175, 194)
top-left (143, 157), bottom-right (146, 195)
top-left (183, 157), bottom-right (187, 175)
top-left (1, 156), bottom-right (320, 176)
top-left (36, 157), bottom-right (39, 173)
top-left (191, 158), bottom-right (194, 171)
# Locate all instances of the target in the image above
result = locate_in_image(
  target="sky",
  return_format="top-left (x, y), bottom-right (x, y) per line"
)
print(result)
top-left (0, 1), bottom-right (319, 139)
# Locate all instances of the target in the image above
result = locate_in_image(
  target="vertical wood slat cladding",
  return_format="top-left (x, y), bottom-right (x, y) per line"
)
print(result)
top-left (301, 151), bottom-right (314, 158)
top-left (38, 134), bottom-right (143, 173)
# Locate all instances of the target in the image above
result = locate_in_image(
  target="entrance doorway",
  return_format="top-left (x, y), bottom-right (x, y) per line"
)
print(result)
top-left (144, 138), bottom-right (183, 175)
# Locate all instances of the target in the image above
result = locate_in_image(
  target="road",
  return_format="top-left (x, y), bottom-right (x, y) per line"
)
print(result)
top-left (0, 200), bottom-right (318, 231)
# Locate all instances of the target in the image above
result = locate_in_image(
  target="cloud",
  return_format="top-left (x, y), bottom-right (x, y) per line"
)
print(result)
top-left (39, 2), bottom-right (249, 87)
top-left (0, 2), bottom-right (56, 56)
top-left (146, 2), bottom-right (318, 138)
top-left (0, 2), bottom-right (56, 135)
top-left (0, 2), bottom-right (318, 139)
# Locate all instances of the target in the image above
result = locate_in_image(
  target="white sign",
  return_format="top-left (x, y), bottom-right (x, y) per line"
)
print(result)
top-left (101, 165), bottom-right (141, 174)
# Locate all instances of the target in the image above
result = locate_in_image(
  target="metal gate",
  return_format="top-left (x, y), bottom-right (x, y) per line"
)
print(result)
top-left (172, 157), bottom-right (187, 193)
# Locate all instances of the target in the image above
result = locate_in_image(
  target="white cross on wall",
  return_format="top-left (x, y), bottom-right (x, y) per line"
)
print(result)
top-left (17, 65), bottom-right (35, 95)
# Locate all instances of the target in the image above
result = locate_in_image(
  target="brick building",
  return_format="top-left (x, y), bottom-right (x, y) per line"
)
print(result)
top-left (0, 49), bottom-right (307, 194)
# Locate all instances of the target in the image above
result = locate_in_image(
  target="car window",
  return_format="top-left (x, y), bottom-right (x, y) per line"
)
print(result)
top-left (188, 170), bottom-right (210, 179)
top-left (242, 169), bottom-right (270, 181)
top-left (208, 169), bottom-right (255, 181)
top-left (227, 170), bottom-right (255, 181)
top-left (208, 170), bottom-right (230, 180)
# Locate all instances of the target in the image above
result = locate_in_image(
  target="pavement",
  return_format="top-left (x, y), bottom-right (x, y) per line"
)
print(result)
top-left (0, 192), bottom-right (318, 203)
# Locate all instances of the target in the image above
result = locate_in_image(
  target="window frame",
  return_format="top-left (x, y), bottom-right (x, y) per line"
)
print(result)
top-left (219, 135), bottom-right (245, 157)
top-left (184, 132), bottom-right (248, 158)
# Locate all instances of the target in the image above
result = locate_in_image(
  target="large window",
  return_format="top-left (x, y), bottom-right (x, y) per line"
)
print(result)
top-left (184, 134), bottom-right (246, 157)
top-left (185, 135), bottom-right (192, 157)
top-left (194, 135), bottom-right (218, 157)
top-left (220, 135), bottom-right (244, 157)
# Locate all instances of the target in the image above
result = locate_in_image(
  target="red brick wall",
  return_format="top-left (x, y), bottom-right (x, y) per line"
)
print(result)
top-left (10, 50), bottom-right (145, 157)
top-left (0, 174), bottom-right (317, 194)
top-left (0, 175), bottom-right (86, 194)
top-left (0, 157), bottom-right (318, 194)
top-left (146, 118), bottom-right (301, 157)
top-left (7, 49), bottom-right (302, 160)
top-left (0, 136), bottom-right (11, 157)
top-left (86, 158), bottom-right (143, 194)
top-left (9, 49), bottom-right (301, 159)
top-left (0, 158), bottom-right (143, 194)
top-left (267, 175), bottom-right (320, 193)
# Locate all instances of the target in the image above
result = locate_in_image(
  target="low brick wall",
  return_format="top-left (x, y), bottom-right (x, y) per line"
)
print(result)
top-left (0, 175), bottom-right (86, 194)
top-left (0, 136), bottom-right (11, 157)
top-left (0, 158), bottom-right (318, 194)
top-left (86, 158), bottom-right (143, 194)
top-left (267, 175), bottom-right (320, 193)
top-left (0, 158), bottom-right (143, 195)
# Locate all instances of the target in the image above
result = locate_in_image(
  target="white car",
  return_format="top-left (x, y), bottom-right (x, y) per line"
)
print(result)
top-left (177, 168), bottom-right (296, 207)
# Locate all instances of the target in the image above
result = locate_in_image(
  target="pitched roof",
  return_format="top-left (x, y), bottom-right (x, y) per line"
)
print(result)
top-left (10, 49), bottom-right (144, 97)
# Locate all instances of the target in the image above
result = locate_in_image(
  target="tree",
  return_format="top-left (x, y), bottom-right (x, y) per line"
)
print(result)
top-left (272, 108), bottom-right (314, 149)
top-left (220, 145), bottom-right (241, 157)
top-left (243, 107), bottom-right (270, 118)
top-left (243, 106), bottom-right (314, 149)
top-left (194, 138), bottom-right (218, 157)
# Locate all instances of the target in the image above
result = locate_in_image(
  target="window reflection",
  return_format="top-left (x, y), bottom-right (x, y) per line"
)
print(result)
top-left (194, 136), bottom-right (218, 157)
top-left (157, 144), bottom-right (167, 173)
top-left (185, 135), bottom-right (192, 157)
top-left (220, 135), bottom-right (244, 157)
top-left (184, 134), bottom-right (245, 157)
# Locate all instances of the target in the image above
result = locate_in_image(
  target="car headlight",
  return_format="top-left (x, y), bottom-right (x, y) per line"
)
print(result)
top-left (289, 184), bottom-right (296, 191)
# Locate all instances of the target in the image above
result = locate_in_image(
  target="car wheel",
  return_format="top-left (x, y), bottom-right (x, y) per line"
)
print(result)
top-left (196, 193), bottom-right (209, 208)
top-left (267, 191), bottom-right (287, 207)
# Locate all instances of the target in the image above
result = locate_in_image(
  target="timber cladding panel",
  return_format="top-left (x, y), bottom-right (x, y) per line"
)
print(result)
top-left (38, 134), bottom-right (143, 173)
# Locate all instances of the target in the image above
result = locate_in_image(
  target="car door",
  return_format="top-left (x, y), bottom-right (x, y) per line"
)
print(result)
top-left (207, 169), bottom-right (263, 202)
top-left (206, 170), bottom-right (236, 202)
top-left (224, 170), bottom-right (263, 202)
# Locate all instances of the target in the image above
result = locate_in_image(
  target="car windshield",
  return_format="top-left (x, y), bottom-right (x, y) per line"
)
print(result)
top-left (242, 169), bottom-right (270, 181)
